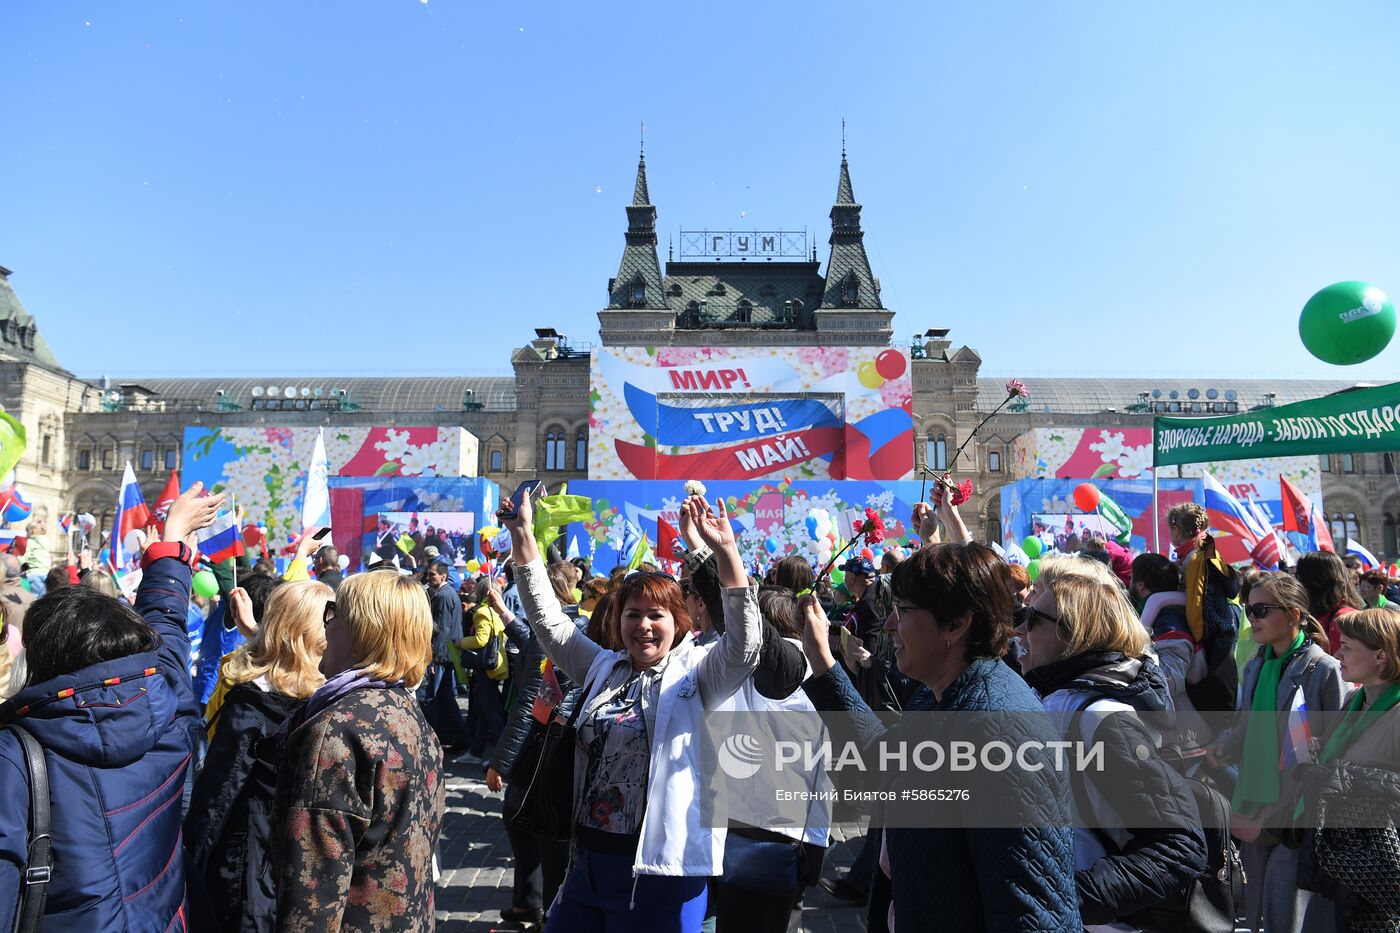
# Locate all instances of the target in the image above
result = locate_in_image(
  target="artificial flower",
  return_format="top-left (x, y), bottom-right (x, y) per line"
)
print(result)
top-left (1005, 378), bottom-right (1028, 399)
top-left (684, 480), bottom-right (707, 498)
top-left (950, 479), bottom-right (974, 506)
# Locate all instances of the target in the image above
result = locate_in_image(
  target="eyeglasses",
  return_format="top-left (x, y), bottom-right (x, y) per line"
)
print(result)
top-left (324, 601), bottom-right (337, 624)
top-left (1245, 602), bottom-right (1286, 620)
top-left (1021, 606), bottom-right (1059, 630)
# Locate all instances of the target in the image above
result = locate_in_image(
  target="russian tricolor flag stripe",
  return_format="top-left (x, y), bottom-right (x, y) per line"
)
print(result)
top-left (197, 511), bottom-right (244, 564)
top-left (113, 462), bottom-right (151, 571)
top-left (1348, 541), bottom-right (1380, 569)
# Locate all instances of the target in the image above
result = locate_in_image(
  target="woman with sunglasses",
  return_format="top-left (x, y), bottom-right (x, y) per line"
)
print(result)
top-left (1016, 557), bottom-right (1207, 930)
top-left (1207, 572), bottom-right (1345, 933)
top-left (500, 492), bottom-right (760, 932)
top-left (185, 580), bottom-right (333, 931)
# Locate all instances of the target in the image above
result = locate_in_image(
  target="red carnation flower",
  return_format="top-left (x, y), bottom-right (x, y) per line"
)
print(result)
top-left (951, 480), bottom-right (974, 506)
top-left (862, 507), bottom-right (887, 544)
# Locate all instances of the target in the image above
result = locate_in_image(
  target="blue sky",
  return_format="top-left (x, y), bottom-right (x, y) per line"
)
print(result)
top-left (4, 1), bottom-right (1399, 381)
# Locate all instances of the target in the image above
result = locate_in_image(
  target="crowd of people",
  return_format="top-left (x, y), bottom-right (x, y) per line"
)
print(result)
top-left (0, 480), bottom-right (1396, 932)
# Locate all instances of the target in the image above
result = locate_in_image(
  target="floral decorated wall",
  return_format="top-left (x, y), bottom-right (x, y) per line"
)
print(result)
top-left (183, 426), bottom-right (479, 547)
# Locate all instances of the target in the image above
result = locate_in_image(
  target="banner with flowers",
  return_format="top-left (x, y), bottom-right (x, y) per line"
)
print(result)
top-left (183, 426), bottom-right (479, 546)
top-left (589, 347), bottom-right (915, 481)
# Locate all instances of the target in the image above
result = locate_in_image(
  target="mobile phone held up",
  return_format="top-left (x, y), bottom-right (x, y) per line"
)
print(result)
top-left (311, 526), bottom-right (332, 541)
top-left (498, 480), bottom-right (545, 521)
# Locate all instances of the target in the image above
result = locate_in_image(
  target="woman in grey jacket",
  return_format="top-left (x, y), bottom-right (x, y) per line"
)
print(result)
top-left (1208, 571), bottom-right (1346, 933)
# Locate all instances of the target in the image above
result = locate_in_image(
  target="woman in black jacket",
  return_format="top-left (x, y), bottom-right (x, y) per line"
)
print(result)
top-left (484, 566), bottom-right (588, 927)
top-left (1017, 557), bottom-right (1208, 927)
top-left (185, 579), bottom-right (332, 933)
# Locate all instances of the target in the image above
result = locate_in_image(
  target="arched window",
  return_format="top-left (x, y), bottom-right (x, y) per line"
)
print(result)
top-left (988, 450), bottom-right (1002, 473)
top-left (76, 449), bottom-right (91, 471)
top-left (575, 428), bottom-right (588, 472)
top-left (1383, 512), bottom-right (1397, 558)
top-left (986, 518), bottom-right (1002, 546)
top-left (140, 449), bottom-right (154, 471)
top-left (101, 449), bottom-right (113, 471)
top-left (165, 449), bottom-right (178, 470)
top-left (1321, 455), bottom-right (1332, 473)
top-left (1345, 512), bottom-right (1361, 549)
top-left (490, 449), bottom-right (503, 472)
top-left (1342, 453), bottom-right (1356, 474)
top-left (544, 429), bottom-right (566, 471)
top-left (926, 433), bottom-right (948, 471)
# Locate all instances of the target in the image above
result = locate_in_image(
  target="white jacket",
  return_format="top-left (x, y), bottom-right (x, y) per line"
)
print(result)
top-left (518, 558), bottom-right (761, 876)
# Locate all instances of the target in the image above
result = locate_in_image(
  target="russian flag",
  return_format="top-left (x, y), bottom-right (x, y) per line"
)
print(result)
top-left (113, 462), bottom-right (151, 571)
top-left (0, 529), bottom-right (24, 553)
top-left (196, 510), bottom-right (245, 565)
top-left (1347, 540), bottom-right (1380, 570)
top-left (1281, 688), bottom-right (1314, 768)
top-left (0, 486), bottom-right (32, 524)
top-left (1202, 472), bottom-right (1269, 565)
top-left (58, 512), bottom-right (73, 534)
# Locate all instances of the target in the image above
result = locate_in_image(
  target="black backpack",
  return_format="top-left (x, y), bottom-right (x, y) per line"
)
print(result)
top-left (459, 628), bottom-right (501, 672)
top-left (1072, 695), bottom-right (1243, 933)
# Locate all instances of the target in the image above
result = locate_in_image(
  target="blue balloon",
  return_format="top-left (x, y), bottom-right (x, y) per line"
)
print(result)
top-left (764, 537), bottom-right (779, 554)
top-left (805, 516), bottom-right (819, 538)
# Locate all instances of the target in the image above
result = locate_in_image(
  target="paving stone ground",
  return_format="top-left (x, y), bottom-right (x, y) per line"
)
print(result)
top-left (434, 752), bottom-right (869, 932)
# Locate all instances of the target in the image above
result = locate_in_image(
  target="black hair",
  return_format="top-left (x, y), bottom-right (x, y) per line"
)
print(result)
top-left (24, 586), bottom-right (158, 685)
top-left (237, 574), bottom-right (282, 630)
top-left (890, 542), bottom-right (1012, 662)
top-left (1130, 553), bottom-right (1179, 595)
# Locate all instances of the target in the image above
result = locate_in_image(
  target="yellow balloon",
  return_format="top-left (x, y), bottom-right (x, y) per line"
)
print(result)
top-left (466, 559), bottom-right (481, 573)
top-left (479, 526), bottom-right (499, 538)
top-left (857, 360), bottom-right (884, 389)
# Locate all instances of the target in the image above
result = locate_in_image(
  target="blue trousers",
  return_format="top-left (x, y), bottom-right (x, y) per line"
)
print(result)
top-left (546, 848), bottom-right (708, 933)
top-left (417, 661), bottom-right (469, 747)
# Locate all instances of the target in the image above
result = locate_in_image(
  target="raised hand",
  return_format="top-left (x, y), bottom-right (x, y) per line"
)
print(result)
top-left (163, 482), bottom-right (224, 548)
top-left (797, 594), bottom-right (836, 675)
top-left (677, 495), bottom-right (705, 551)
top-left (685, 496), bottom-right (735, 551)
top-left (228, 587), bottom-right (258, 638)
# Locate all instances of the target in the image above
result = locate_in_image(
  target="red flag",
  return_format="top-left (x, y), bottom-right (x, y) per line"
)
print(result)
top-left (657, 518), bottom-right (681, 564)
top-left (150, 470), bottom-right (181, 534)
top-left (1278, 476), bottom-right (1312, 534)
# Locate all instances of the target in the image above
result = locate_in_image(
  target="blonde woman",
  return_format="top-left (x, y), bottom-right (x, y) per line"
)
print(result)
top-left (1016, 557), bottom-right (1207, 929)
top-left (185, 580), bottom-right (332, 932)
top-left (271, 570), bottom-right (443, 932)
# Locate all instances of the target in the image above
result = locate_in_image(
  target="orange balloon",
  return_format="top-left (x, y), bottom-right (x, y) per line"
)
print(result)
top-left (1073, 483), bottom-right (1101, 512)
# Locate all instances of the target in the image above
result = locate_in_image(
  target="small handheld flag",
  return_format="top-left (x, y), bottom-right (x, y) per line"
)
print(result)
top-left (196, 509), bottom-right (245, 565)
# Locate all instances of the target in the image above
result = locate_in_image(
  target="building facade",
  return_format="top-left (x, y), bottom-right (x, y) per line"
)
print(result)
top-left (1, 154), bottom-right (1396, 559)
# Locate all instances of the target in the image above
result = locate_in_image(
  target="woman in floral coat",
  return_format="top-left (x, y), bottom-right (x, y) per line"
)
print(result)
top-left (271, 570), bottom-right (444, 932)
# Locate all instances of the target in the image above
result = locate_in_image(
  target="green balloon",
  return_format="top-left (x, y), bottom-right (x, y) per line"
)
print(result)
top-left (192, 569), bottom-right (219, 599)
top-left (1021, 535), bottom-right (1043, 559)
top-left (1026, 559), bottom-right (1041, 582)
top-left (1299, 281), bottom-right (1396, 365)
top-left (1098, 493), bottom-right (1132, 535)
top-left (831, 568), bottom-right (845, 586)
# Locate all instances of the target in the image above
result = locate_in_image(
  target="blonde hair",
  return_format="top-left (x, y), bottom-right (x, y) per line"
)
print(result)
top-left (337, 571), bottom-right (432, 686)
top-left (222, 580), bottom-right (331, 699)
top-left (1039, 558), bottom-right (1149, 660)
top-left (82, 571), bottom-right (119, 600)
top-left (1338, 607), bottom-right (1400, 682)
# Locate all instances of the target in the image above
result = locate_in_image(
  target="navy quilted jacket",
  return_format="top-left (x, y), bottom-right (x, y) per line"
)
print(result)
top-left (805, 658), bottom-right (1081, 932)
top-left (0, 558), bottom-right (199, 931)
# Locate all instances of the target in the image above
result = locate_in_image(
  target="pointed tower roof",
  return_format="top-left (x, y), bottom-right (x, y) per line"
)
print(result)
top-left (0, 267), bottom-right (65, 371)
top-left (835, 154), bottom-right (856, 205)
top-left (607, 153), bottom-right (668, 311)
top-left (821, 152), bottom-right (882, 310)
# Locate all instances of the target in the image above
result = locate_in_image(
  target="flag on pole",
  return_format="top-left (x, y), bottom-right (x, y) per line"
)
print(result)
top-left (113, 462), bottom-right (151, 570)
top-left (301, 428), bottom-right (331, 533)
top-left (1279, 476), bottom-right (1313, 535)
top-left (1282, 688), bottom-right (1314, 768)
top-left (0, 529), bottom-right (25, 553)
top-left (196, 509), bottom-right (245, 564)
top-left (1347, 540), bottom-right (1380, 569)
top-left (58, 512), bottom-right (73, 534)
top-left (620, 519), bottom-right (654, 570)
top-left (1310, 501), bottom-right (1335, 553)
top-left (0, 410), bottom-right (26, 480)
top-left (657, 518), bottom-right (682, 561)
top-left (150, 469), bottom-right (181, 534)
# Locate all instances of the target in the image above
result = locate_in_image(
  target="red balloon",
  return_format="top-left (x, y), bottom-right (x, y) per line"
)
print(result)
top-left (875, 349), bottom-right (907, 381)
top-left (861, 547), bottom-right (875, 560)
top-left (1073, 483), bottom-right (1101, 512)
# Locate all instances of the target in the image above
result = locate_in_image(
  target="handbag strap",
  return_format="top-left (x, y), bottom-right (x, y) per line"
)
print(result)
top-left (6, 724), bottom-right (52, 933)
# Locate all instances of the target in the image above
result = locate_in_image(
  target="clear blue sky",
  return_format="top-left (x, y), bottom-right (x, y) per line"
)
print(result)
top-left (5, 1), bottom-right (1399, 381)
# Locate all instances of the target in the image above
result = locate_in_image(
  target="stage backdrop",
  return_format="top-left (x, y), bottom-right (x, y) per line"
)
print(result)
top-left (588, 347), bottom-right (915, 482)
top-left (1009, 427), bottom-right (1322, 526)
top-left (183, 426), bottom-right (480, 548)
top-left (331, 477), bottom-right (497, 570)
top-left (568, 479), bottom-right (924, 574)
top-left (1000, 477), bottom-right (1201, 558)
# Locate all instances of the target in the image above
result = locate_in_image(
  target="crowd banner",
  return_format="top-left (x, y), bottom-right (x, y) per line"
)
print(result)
top-left (1152, 381), bottom-right (1400, 467)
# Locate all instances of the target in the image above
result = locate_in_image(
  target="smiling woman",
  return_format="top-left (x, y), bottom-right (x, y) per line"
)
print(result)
top-left (500, 491), bottom-right (761, 931)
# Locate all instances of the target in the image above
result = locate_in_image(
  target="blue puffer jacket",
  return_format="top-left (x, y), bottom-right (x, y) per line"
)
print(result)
top-left (0, 558), bottom-right (198, 931)
top-left (805, 658), bottom-right (1081, 932)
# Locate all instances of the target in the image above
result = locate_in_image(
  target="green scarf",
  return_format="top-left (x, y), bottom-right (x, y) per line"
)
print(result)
top-left (1233, 630), bottom-right (1306, 816)
top-left (1320, 682), bottom-right (1400, 764)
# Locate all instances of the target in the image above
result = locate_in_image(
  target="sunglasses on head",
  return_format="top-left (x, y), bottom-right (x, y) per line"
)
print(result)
top-left (1245, 602), bottom-right (1286, 620)
top-left (624, 569), bottom-right (677, 583)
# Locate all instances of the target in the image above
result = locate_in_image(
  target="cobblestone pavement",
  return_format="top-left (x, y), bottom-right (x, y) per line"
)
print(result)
top-left (434, 753), bottom-right (869, 932)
